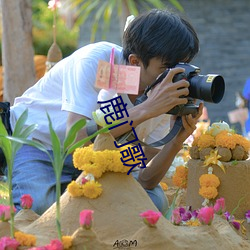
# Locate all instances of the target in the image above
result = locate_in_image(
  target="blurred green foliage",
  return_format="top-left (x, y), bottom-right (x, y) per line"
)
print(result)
top-left (0, 1), bottom-right (79, 65)
top-left (32, 1), bottom-right (79, 58)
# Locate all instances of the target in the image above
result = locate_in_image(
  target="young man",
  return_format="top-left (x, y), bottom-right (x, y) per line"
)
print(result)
top-left (8, 9), bottom-right (202, 215)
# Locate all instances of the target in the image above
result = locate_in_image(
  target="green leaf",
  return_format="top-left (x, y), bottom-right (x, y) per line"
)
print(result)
top-left (6, 136), bottom-right (52, 161)
top-left (63, 118), bottom-right (86, 151)
top-left (11, 124), bottom-right (38, 154)
top-left (12, 109), bottom-right (28, 137)
top-left (165, 188), bottom-right (180, 220)
top-left (47, 113), bottom-right (63, 174)
top-left (67, 122), bottom-right (119, 154)
top-left (0, 120), bottom-right (12, 161)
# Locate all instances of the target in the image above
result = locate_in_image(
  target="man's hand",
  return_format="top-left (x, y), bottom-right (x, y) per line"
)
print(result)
top-left (171, 102), bottom-right (204, 145)
top-left (141, 67), bottom-right (190, 119)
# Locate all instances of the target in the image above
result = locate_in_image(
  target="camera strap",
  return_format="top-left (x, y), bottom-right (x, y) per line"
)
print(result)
top-left (118, 69), bottom-right (183, 147)
top-left (117, 116), bottom-right (183, 148)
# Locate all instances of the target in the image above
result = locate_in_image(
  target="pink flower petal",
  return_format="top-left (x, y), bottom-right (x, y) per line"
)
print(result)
top-left (79, 210), bottom-right (94, 229)
top-left (139, 210), bottom-right (162, 226)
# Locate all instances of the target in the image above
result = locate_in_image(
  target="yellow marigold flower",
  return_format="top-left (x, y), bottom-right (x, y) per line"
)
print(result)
top-left (197, 134), bottom-right (215, 149)
top-left (93, 151), bottom-right (110, 170)
top-left (172, 166), bottom-right (188, 188)
top-left (82, 180), bottom-right (102, 199)
top-left (199, 186), bottom-right (218, 199)
top-left (14, 231), bottom-right (36, 247)
top-left (73, 146), bottom-right (94, 169)
top-left (185, 218), bottom-right (201, 226)
top-left (105, 150), bottom-right (127, 173)
top-left (67, 181), bottom-right (84, 197)
top-left (82, 163), bottom-right (104, 178)
top-left (160, 182), bottom-right (168, 191)
top-left (199, 174), bottom-right (220, 188)
top-left (215, 131), bottom-right (237, 149)
top-left (62, 235), bottom-right (73, 249)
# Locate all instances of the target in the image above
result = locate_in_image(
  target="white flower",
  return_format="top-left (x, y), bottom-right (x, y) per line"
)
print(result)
top-left (206, 121), bottom-right (232, 136)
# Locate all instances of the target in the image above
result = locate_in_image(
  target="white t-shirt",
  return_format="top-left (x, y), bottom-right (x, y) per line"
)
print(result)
top-left (10, 41), bottom-right (171, 149)
top-left (10, 42), bottom-right (124, 148)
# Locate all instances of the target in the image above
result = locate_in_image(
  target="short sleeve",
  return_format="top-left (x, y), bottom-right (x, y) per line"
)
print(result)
top-left (61, 57), bottom-right (100, 119)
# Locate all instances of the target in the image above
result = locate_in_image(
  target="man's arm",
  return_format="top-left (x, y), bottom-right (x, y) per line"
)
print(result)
top-left (137, 103), bottom-right (203, 189)
top-left (66, 67), bottom-right (191, 142)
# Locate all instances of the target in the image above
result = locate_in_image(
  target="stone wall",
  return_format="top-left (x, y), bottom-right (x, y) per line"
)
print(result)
top-left (78, 0), bottom-right (250, 134)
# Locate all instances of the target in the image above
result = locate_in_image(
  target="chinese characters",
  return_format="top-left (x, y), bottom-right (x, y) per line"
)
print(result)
top-left (98, 96), bottom-right (147, 175)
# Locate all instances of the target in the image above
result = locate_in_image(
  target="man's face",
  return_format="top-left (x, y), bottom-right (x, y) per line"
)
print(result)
top-left (139, 57), bottom-right (167, 92)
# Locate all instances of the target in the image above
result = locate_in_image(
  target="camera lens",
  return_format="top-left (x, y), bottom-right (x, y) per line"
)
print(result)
top-left (189, 74), bottom-right (225, 103)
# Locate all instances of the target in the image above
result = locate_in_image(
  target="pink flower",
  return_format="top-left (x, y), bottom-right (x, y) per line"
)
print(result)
top-left (20, 194), bottom-right (33, 209)
top-left (197, 207), bottom-right (214, 225)
top-left (139, 210), bottom-right (162, 227)
top-left (213, 197), bottom-right (225, 215)
top-left (0, 236), bottom-right (19, 249)
top-left (79, 210), bottom-right (94, 229)
top-left (171, 208), bottom-right (182, 225)
top-left (0, 205), bottom-right (16, 221)
top-left (47, 239), bottom-right (64, 250)
top-left (48, 0), bottom-right (61, 11)
top-left (81, 177), bottom-right (88, 185)
top-left (28, 247), bottom-right (47, 250)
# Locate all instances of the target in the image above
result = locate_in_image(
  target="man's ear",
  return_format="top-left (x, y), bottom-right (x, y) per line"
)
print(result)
top-left (128, 54), bottom-right (140, 66)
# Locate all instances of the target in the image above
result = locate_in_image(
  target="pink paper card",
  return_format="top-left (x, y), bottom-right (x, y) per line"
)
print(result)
top-left (95, 60), bottom-right (140, 95)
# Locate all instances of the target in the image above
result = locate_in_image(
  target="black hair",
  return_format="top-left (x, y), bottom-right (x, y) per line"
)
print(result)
top-left (122, 9), bottom-right (199, 68)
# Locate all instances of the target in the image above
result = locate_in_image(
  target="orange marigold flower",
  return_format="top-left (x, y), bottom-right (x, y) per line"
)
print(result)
top-left (62, 236), bottom-right (73, 249)
top-left (172, 166), bottom-right (188, 188)
top-left (215, 131), bottom-right (237, 149)
top-left (233, 134), bottom-right (250, 151)
top-left (197, 134), bottom-right (215, 149)
top-left (199, 174), bottom-right (220, 188)
top-left (199, 186), bottom-right (218, 199)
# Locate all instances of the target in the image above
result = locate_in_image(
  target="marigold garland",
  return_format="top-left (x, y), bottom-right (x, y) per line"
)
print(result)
top-left (197, 134), bottom-right (215, 149)
top-left (193, 129), bottom-right (250, 152)
top-left (199, 167), bottom-right (220, 202)
top-left (215, 131), bottom-right (237, 149)
top-left (73, 145), bottom-right (134, 177)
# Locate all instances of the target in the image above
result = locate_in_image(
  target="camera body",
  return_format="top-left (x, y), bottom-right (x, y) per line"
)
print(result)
top-left (135, 63), bottom-right (225, 116)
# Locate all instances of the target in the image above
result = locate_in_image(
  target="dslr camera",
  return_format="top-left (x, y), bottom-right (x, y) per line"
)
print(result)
top-left (135, 63), bottom-right (225, 116)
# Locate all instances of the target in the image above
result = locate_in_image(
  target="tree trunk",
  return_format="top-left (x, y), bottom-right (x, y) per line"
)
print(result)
top-left (1, 0), bottom-right (35, 104)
